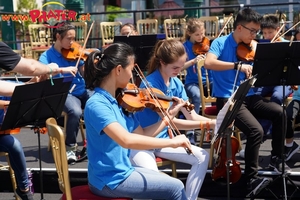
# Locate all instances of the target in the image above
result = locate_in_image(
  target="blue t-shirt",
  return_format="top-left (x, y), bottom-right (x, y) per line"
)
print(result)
top-left (39, 45), bottom-right (85, 96)
top-left (134, 69), bottom-right (188, 138)
top-left (209, 33), bottom-right (254, 98)
top-left (84, 87), bottom-right (137, 190)
top-left (183, 40), bottom-right (212, 85)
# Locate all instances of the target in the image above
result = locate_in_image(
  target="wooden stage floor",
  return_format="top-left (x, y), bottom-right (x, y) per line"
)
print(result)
top-left (1, 127), bottom-right (300, 199)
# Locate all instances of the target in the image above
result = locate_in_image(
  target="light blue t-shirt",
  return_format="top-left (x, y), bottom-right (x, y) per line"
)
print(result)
top-left (134, 69), bottom-right (188, 138)
top-left (84, 87), bottom-right (137, 190)
top-left (208, 33), bottom-right (254, 98)
top-left (39, 45), bottom-right (85, 96)
top-left (183, 40), bottom-right (213, 85)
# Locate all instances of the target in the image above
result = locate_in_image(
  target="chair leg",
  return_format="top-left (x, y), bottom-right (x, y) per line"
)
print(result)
top-left (5, 154), bottom-right (18, 200)
top-left (170, 162), bottom-right (177, 178)
top-left (209, 143), bottom-right (214, 168)
top-left (79, 118), bottom-right (86, 146)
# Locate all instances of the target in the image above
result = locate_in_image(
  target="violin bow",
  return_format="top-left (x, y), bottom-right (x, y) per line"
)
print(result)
top-left (74, 21), bottom-right (95, 69)
top-left (217, 13), bottom-right (233, 38)
top-left (270, 22), bottom-right (286, 43)
top-left (133, 64), bottom-right (193, 155)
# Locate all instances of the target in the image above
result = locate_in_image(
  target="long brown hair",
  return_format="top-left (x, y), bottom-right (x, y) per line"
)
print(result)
top-left (147, 39), bottom-right (186, 75)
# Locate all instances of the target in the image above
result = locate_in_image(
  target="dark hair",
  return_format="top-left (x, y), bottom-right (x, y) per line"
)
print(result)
top-left (234, 8), bottom-right (263, 29)
top-left (52, 21), bottom-right (75, 41)
top-left (147, 39), bottom-right (186, 75)
top-left (84, 42), bottom-right (136, 90)
top-left (261, 14), bottom-right (279, 30)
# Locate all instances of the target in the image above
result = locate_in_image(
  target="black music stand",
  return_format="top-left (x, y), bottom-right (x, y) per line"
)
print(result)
top-left (1, 77), bottom-right (72, 200)
top-left (252, 41), bottom-right (300, 200)
top-left (211, 75), bottom-right (257, 200)
top-left (113, 34), bottom-right (158, 71)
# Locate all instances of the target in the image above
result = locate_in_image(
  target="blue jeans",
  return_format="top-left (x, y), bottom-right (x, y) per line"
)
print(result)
top-left (89, 167), bottom-right (187, 200)
top-left (64, 90), bottom-right (93, 147)
top-left (253, 85), bottom-right (292, 134)
top-left (0, 134), bottom-right (29, 190)
top-left (185, 83), bottom-right (201, 114)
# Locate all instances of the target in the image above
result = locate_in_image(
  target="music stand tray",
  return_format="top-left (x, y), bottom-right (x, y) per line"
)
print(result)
top-left (214, 75), bottom-right (257, 138)
top-left (253, 41), bottom-right (300, 87)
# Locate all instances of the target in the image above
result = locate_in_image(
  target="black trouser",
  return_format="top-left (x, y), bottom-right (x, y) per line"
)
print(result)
top-left (286, 99), bottom-right (300, 139)
top-left (216, 95), bottom-right (285, 180)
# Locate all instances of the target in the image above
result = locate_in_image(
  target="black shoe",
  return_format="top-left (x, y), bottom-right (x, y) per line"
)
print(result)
top-left (75, 146), bottom-right (88, 163)
top-left (285, 142), bottom-right (300, 161)
top-left (16, 188), bottom-right (34, 200)
top-left (269, 156), bottom-right (292, 174)
top-left (246, 177), bottom-right (272, 197)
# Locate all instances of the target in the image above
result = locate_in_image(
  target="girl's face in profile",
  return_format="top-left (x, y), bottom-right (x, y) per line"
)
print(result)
top-left (118, 56), bottom-right (135, 88)
top-left (161, 54), bottom-right (187, 78)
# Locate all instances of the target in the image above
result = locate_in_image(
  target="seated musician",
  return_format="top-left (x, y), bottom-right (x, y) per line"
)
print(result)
top-left (0, 41), bottom-right (62, 200)
top-left (253, 14), bottom-right (293, 136)
top-left (120, 23), bottom-right (138, 36)
top-left (182, 18), bottom-right (213, 144)
top-left (131, 39), bottom-right (215, 200)
top-left (83, 42), bottom-right (190, 199)
top-left (39, 21), bottom-right (89, 164)
top-left (204, 8), bottom-right (288, 196)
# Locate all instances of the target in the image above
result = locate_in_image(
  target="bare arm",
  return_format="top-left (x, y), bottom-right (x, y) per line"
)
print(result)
top-left (104, 122), bottom-right (191, 150)
top-left (0, 100), bottom-right (10, 109)
top-left (204, 52), bottom-right (253, 78)
top-left (0, 81), bottom-right (22, 96)
top-left (204, 52), bottom-right (235, 71)
top-left (13, 57), bottom-right (60, 76)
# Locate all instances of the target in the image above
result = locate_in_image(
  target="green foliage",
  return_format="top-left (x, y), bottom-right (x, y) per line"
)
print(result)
top-left (106, 5), bottom-right (130, 22)
top-left (16, 0), bottom-right (38, 13)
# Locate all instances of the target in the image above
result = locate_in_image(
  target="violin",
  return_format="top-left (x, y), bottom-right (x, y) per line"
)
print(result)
top-left (192, 37), bottom-right (210, 55)
top-left (211, 128), bottom-right (241, 184)
top-left (61, 42), bottom-right (97, 61)
top-left (236, 40), bottom-right (257, 62)
top-left (117, 83), bottom-right (194, 113)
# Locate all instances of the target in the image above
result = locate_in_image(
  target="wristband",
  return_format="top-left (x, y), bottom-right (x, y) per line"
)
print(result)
top-left (48, 66), bottom-right (53, 74)
top-left (234, 61), bottom-right (239, 70)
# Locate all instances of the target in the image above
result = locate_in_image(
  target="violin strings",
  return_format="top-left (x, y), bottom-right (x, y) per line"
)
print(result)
top-left (133, 65), bottom-right (183, 137)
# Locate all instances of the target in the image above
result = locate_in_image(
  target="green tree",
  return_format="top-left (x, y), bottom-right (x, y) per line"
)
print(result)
top-left (106, 5), bottom-right (130, 22)
top-left (15, 0), bottom-right (39, 40)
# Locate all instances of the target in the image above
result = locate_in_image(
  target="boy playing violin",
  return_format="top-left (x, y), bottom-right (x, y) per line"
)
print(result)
top-left (253, 14), bottom-right (293, 138)
top-left (205, 8), bottom-right (290, 197)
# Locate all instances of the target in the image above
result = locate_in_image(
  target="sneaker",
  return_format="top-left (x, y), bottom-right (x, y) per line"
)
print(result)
top-left (66, 150), bottom-right (77, 164)
top-left (285, 142), bottom-right (300, 161)
top-left (246, 177), bottom-right (272, 197)
top-left (186, 131), bottom-right (195, 145)
top-left (269, 156), bottom-right (292, 174)
top-left (16, 188), bottom-right (34, 200)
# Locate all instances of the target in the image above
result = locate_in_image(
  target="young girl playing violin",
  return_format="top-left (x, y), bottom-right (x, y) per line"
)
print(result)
top-left (204, 8), bottom-right (290, 196)
top-left (253, 14), bottom-right (293, 138)
top-left (39, 21), bottom-right (90, 164)
top-left (131, 39), bottom-right (215, 200)
top-left (83, 42), bottom-right (191, 199)
top-left (182, 18), bottom-right (213, 144)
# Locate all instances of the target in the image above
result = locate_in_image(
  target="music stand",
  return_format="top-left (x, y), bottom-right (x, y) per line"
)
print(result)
top-left (1, 77), bottom-right (72, 200)
top-left (211, 75), bottom-right (257, 200)
top-left (113, 34), bottom-right (158, 71)
top-left (252, 42), bottom-right (300, 200)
